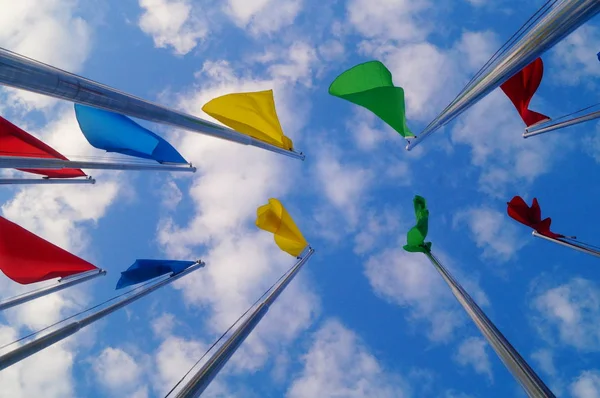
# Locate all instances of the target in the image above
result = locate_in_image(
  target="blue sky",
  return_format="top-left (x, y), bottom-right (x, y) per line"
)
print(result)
top-left (1, 0), bottom-right (600, 397)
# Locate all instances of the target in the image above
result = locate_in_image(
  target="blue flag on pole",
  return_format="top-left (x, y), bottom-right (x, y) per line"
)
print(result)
top-left (116, 259), bottom-right (196, 289)
top-left (74, 104), bottom-right (188, 164)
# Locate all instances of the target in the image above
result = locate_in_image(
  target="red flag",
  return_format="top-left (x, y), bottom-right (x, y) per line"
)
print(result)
top-left (0, 216), bottom-right (97, 284)
top-left (507, 196), bottom-right (563, 239)
top-left (0, 116), bottom-right (86, 178)
top-left (500, 58), bottom-right (550, 127)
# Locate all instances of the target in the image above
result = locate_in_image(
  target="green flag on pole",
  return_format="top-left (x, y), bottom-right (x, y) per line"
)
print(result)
top-left (403, 195), bottom-right (431, 253)
top-left (328, 60), bottom-right (414, 138)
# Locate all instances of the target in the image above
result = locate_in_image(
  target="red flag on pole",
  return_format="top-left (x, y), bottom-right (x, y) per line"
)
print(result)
top-left (0, 216), bottom-right (97, 284)
top-left (507, 196), bottom-right (563, 239)
top-left (0, 116), bottom-right (86, 178)
top-left (500, 58), bottom-right (550, 127)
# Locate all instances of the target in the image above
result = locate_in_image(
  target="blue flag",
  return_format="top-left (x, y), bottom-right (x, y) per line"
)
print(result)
top-left (116, 259), bottom-right (196, 289)
top-left (74, 104), bottom-right (187, 164)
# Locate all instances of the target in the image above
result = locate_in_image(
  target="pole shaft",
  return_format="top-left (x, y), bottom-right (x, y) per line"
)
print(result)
top-left (0, 156), bottom-right (196, 172)
top-left (532, 231), bottom-right (600, 258)
top-left (425, 252), bottom-right (555, 398)
top-left (0, 47), bottom-right (304, 160)
top-left (524, 110), bottom-right (600, 138)
top-left (0, 177), bottom-right (96, 185)
top-left (175, 248), bottom-right (315, 398)
top-left (406, 0), bottom-right (600, 151)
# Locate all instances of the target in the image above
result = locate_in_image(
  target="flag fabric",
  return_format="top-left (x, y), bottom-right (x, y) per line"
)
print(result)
top-left (500, 58), bottom-right (550, 127)
top-left (507, 196), bottom-right (564, 239)
top-left (329, 60), bottom-right (414, 138)
top-left (202, 90), bottom-right (294, 150)
top-left (0, 116), bottom-right (86, 178)
top-left (116, 259), bottom-right (196, 289)
top-left (256, 198), bottom-right (308, 257)
top-left (74, 104), bottom-right (188, 164)
top-left (403, 195), bottom-right (432, 253)
top-left (0, 216), bottom-right (97, 284)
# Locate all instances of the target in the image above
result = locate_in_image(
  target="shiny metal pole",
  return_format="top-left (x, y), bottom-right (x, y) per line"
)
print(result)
top-left (0, 47), bottom-right (305, 161)
top-left (406, 0), bottom-right (600, 151)
top-left (0, 269), bottom-right (106, 312)
top-left (0, 176), bottom-right (96, 185)
top-left (524, 109), bottom-right (600, 138)
top-left (0, 261), bottom-right (204, 370)
top-left (174, 248), bottom-right (315, 398)
top-left (0, 156), bottom-right (196, 173)
top-left (532, 231), bottom-right (600, 258)
top-left (425, 251), bottom-right (555, 398)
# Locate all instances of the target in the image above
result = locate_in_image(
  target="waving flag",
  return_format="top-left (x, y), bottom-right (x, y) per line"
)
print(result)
top-left (403, 195), bottom-right (432, 253)
top-left (0, 116), bottom-right (85, 178)
top-left (507, 196), bottom-right (563, 238)
top-left (0, 217), bottom-right (97, 284)
top-left (256, 198), bottom-right (308, 257)
top-left (202, 90), bottom-right (294, 150)
top-left (500, 58), bottom-right (549, 127)
top-left (74, 104), bottom-right (188, 164)
top-left (116, 259), bottom-right (197, 289)
top-left (329, 60), bottom-right (414, 138)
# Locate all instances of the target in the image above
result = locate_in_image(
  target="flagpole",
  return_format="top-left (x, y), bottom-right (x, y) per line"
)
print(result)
top-left (0, 47), bottom-right (305, 161)
top-left (0, 261), bottom-right (204, 370)
top-left (174, 247), bottom-right (315, 398)
top-left (0, 269), bottom-right (106, 312)
top-left (425, 251), bottom-right (555, 398)
top-left (532, 231), bottom-right (600, 258)
top-left (0, 156), bottom-right (196, 173)
top-left (524, 110), bottom-right (600, 138)
top-left (0, 176), bottom-right (96, 185)
top-left (406, 0), bottom-right (600, 151)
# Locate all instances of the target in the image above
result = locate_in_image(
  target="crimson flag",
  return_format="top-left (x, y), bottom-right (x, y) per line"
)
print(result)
top-left (507, 196), bottom-right (563, 239)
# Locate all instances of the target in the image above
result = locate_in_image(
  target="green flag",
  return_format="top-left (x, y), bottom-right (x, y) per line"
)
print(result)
top-left (328, 60), bottom-right (414, 138)
top-left (403, 195), bottom-right (432, 253)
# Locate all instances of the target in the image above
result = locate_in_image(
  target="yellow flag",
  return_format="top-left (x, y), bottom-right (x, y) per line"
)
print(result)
top-left (256, 198), bottom-right (308, 257)
top-left (202, 90), bottom-right (294, 150)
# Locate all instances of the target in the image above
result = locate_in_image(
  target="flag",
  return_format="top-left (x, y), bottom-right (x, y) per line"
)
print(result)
top-left (256, 198), bottom-right (308, 257)
top-left (507, 196), bottom-right (563, 239)
top-left (403, 195), bottom-right (432, 253)
top-left (0, 216), bottom-right (97, 284)
top-left (329, 60), bottom-right (414, 138)
top-left (202, 90), bottom-right (294, 150)
top-left (116, 259), bottom-right (197, 289)
top-left (0, 116), bottom-right (86, 178)
top-left (500, 58), bottom-right (550, 127)
top-left (74, 104), bottom-right (188, 164)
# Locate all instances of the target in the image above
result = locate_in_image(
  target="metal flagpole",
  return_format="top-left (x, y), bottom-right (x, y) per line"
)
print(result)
top-left (174, 247), bottom-right (315, 398)
top-left (532, 231), bottom-right (600, 258)
top-left (0, 156), bottom-right (196, 173)
top-left (524, 109), bottom-right (600, 138)
top-left (425, 251), bottom-right (555, 398)
top-left (0, 47), bottom-right (305, 161)
top-left (0, 176), bottom-right (96, 185)
top-left (0, 261), bottom-right (204, 371)
top-left (406, 0), bottom-right (600, 151)
top-left (0, 269), bottom-right (106, 312)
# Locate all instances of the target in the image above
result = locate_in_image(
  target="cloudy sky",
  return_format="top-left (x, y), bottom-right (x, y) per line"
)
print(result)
top-left (1, 0), bottom-right (600, 397)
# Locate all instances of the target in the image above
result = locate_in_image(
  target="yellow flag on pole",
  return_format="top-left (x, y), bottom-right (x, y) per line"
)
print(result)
top-left (256, 198), bottom-right (308, 257)
top-left (202, 90), bottom-right (294, 150)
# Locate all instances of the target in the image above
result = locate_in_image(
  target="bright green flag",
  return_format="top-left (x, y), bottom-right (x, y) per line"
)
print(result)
top-left (328, 61), bottom-right (414, 138)
top-left (403, 195), bottom-right (432, 253)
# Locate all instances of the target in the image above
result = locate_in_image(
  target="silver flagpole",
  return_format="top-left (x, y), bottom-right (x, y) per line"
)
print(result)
top-left (0, 261), bottom-right (204, 370)
top-left (0, 269), bottom-right (106, 312)
top-left (524, 109), bottom-right (600, 138)
top-left (532, 231), bottom-right (600, 258)
top-left (0, 156), bottom-right (196, 173)
top-left (0, 176), bottom-right (96, 185)
top-left (406, 0), bottom-right (600, 151)
top-left (0, 47), bottom-right (305, 161)
top-left (425, 251), bottom-right (555, 398)
top-left (174, 248), bottom-right (315, 398)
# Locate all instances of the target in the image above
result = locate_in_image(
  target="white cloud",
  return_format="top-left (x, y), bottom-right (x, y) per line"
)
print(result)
top-left (550, 26), bottom-right (600, 89)
top-left (455, 30), bottom-right (498, 70)
top-left (453, 337), bottom-right (493, 382)
top-left (571, 370), bottom-right (600, 398)
top-left (286, 319), bottom-right (410, 398)
top-left (531, 348), bottom-right (557, 377)
top-left (224, 0), bottom-right (303, 36)
top-left (138, 0), bottom-right (209, 55)
top-left (353, 207), bottom-right (403, 255)
top-left (93, 348), bottom-right (148, 398)
top-left (453, 206), bottom-right (527, 262)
